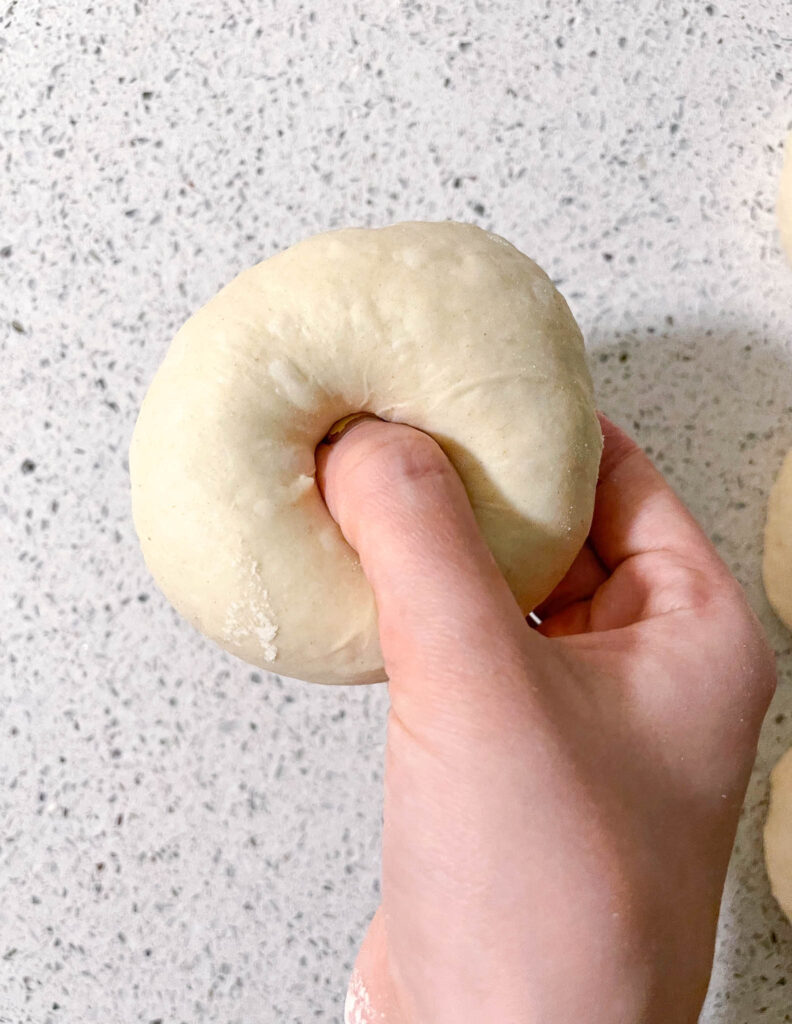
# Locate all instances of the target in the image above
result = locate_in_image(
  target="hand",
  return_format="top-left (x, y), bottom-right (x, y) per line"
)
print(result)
top-left (316, 414), bottom-right (776, 1024)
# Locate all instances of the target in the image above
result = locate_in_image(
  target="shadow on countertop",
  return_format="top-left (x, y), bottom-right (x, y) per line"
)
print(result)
top-left (589, 321), bottom-right (792, 1022)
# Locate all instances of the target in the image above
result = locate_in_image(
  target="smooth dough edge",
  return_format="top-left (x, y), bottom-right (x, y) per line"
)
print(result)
top-left (765, 746), bottom-right (792, 925)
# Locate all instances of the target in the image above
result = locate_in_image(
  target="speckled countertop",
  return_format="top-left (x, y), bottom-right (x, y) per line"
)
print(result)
top-left (1, 1), bottom-right (792, 1021)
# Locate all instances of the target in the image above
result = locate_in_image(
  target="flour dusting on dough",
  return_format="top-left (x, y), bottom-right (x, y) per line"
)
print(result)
top-left (268, 357), bottom-right (316, 410)
top-left (223, 559), bottom-right (278, 661)
top-left (344, 969), bottom-right (376, 1024)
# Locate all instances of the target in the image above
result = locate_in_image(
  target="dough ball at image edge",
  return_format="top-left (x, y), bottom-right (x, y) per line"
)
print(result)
top-left (765, 747), bottom-right (792, 925)
top-left (763, 449), bottom-right (792, 630)
top-left (779, 131), bottom-right (792, 264)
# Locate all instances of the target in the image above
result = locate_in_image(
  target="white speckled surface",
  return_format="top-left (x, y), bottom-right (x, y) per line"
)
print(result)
top-left (1, 2), bottom-right (791, 1021)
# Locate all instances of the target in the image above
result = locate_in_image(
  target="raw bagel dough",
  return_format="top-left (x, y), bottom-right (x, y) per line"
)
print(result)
top-left (765, 746), bottom-right (792, 925)
top-left (129, 221), bottom-right (602, 685)
top-left (779, 132), bottom-right (792, 264)
top-left (763, 449), bottom-right (792, 630)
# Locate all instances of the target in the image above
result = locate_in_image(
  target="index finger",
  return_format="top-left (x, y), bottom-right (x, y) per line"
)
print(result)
top-left (590, 414), bottom-right (723, 573)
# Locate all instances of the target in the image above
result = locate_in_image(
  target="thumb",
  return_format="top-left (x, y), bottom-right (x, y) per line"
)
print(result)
top-left (315, 417), bottom-right (532, 699)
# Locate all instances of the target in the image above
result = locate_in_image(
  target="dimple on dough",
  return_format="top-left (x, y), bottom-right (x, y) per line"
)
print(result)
top-left (779, 131), bottom-right (792, 264)
top-left (763, 449), bottom-right (792, 630)
top-left (129, 221), bottom-right (602, 685)
top-left (765, 746), bottom-right (792, 925)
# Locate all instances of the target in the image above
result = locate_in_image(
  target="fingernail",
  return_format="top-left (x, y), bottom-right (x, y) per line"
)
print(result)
top-left (322, 412), bottom-right (381, 445)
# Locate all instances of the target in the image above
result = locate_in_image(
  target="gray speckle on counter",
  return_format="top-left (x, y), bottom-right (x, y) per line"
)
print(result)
top-left (1, 1), bottom-right (792, 1020)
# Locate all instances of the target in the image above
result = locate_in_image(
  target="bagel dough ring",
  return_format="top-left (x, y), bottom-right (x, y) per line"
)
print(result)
top-left (764, 448), bottom-right (792, 629)
top-left (129, 221), bottom-right (602, 685)
top-left (765, 746), bottom-right (792, 925)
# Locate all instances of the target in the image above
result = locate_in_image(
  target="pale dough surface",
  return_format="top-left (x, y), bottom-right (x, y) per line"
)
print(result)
top-left (765, 746), bottom-right (792, 925)
top-left (129, 221), bottom-right (602, 684)
top-left (763, 449), bottom-right (792, 630)
top-left (779, 132), bottom-right (792, 264)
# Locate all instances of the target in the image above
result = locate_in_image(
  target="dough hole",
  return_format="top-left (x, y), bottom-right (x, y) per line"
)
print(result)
top-left (322, 411), bottom-right (384, 445)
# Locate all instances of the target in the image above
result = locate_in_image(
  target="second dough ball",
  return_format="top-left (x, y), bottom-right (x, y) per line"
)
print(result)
top-left (765, 746), bottom-right (792, 925)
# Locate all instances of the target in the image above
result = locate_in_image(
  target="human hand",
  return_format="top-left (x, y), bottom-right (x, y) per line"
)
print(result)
top-left (316, 414), bottom-right (775, 1024)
